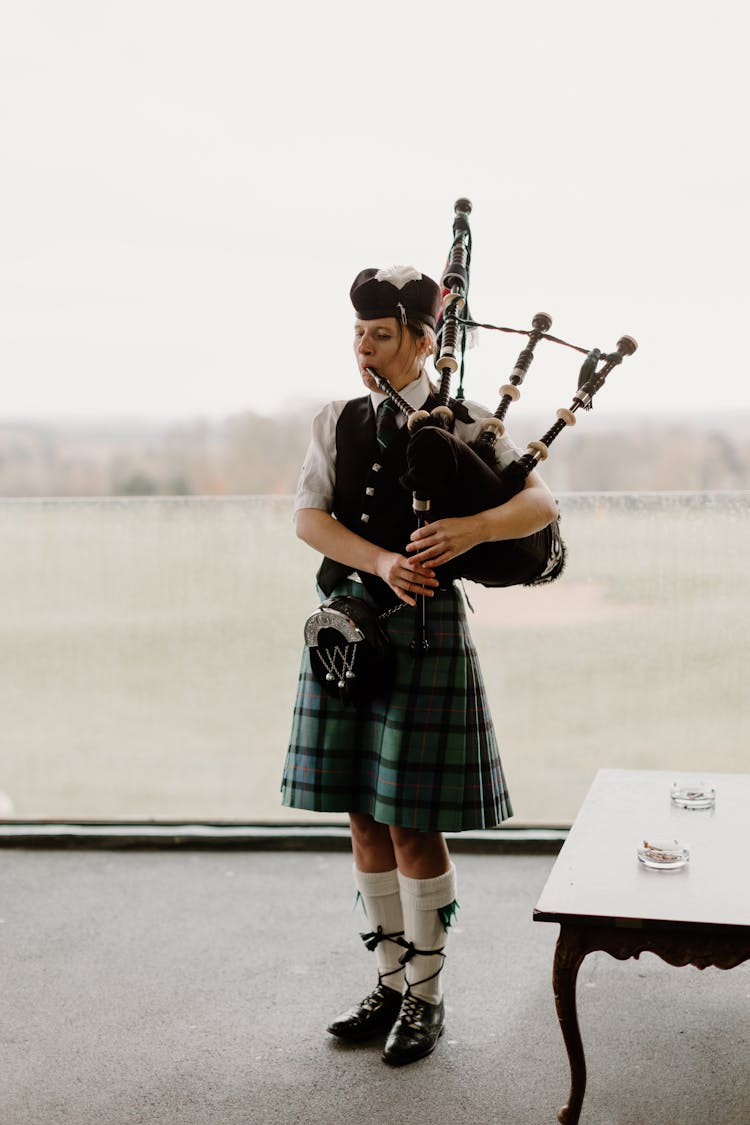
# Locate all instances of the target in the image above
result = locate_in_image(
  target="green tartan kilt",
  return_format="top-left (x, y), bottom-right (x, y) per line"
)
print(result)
top-left (281, 580), bottom-right (513, 832)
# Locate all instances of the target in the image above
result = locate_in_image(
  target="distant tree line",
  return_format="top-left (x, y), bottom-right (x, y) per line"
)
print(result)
top-left (0, 409), bottom-right (747, 497)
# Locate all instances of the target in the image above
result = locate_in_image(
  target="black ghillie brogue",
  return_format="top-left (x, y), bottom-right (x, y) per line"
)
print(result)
top-left (326, 982), bottom-right (403, 1042)
top-left (382, 991), bottom-right (445, 1066)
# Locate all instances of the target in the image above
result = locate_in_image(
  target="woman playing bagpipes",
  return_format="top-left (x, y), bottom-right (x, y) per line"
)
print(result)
top-left (281, 265), bottom-right (558, 1066)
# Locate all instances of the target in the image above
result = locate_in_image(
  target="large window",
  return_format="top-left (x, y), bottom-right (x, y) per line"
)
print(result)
top-left (0, 494), bottom-right (746, 825)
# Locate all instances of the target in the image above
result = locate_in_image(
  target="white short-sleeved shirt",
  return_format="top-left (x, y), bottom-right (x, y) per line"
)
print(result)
top-left (294, 371), bottom-right (522, 513)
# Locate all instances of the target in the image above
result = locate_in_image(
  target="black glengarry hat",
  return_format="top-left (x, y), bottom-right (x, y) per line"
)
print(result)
top-left (350, 266), bottom-right (441, 329)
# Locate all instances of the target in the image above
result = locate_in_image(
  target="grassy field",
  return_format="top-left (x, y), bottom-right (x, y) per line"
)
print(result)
top-left (0, 494), bottom-right (747, 824)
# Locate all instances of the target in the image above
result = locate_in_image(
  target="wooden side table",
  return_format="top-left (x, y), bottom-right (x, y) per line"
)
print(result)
top-left (534, 769), bottom-right (750, 1124)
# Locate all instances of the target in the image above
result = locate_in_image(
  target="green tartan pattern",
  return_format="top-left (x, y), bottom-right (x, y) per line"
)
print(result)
top-left (281, 581), bottom-right (513, 832)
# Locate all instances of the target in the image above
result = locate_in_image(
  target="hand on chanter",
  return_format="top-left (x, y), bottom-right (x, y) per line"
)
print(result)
top-left (406, 515), bottom-right (480, 569)
top-left (375, 550), bottom-right (439, 607)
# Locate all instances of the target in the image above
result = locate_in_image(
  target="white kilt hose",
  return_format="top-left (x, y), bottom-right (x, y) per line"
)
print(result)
top-left (281, 578), bottom-right (513, 833)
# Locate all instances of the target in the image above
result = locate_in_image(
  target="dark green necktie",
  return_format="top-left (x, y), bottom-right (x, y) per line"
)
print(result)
top-left (376, 398), bottom-right (400, 450)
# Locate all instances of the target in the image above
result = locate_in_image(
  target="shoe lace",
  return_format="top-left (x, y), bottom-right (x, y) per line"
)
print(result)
top-left (360, 925), bottom-right (407, 953)
top-left (399, 991), bottom-right (427, 1028)
top-left (360, 984), bottom-right (390, 1012)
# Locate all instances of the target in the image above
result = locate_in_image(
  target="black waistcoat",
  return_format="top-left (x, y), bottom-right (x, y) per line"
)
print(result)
top-left (315, 393), bottom-right (474, 606)
top-left (316, 396), bottom-right (413, 604)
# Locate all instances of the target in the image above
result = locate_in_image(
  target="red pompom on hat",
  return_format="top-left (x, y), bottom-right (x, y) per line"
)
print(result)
top-left (350, 266), bottom-right (441, 329)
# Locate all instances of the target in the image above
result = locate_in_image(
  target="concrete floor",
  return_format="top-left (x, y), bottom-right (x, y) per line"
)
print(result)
top-left (0, 848), bottom-right (748, 1125)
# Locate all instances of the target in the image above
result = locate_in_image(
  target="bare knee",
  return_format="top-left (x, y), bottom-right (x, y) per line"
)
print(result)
top-left (389, 826), bottom-right (450, 879)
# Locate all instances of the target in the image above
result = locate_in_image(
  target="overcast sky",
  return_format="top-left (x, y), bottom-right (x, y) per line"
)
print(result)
top-left (2, 0), bottom-right (748, 421)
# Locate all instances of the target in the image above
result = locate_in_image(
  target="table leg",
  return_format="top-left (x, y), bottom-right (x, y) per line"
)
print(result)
top-left (552, 924), bottom-right (588, 1125)
top-left (544, 918), bottom-right (750, 1122)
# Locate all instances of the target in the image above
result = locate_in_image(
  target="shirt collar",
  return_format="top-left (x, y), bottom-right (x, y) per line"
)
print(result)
top-left (370, 369), bottom-right (432, 415)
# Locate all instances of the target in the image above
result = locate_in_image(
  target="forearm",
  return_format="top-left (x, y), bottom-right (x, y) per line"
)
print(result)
top-left (295, 507), bottom-right (385, 576)
top-left (473, 473), bottom-right (558, 543)
top-left (295, 507), bottom-right (439, 606)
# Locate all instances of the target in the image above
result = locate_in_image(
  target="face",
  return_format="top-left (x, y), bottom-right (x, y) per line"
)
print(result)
top-left (353, 317), bottom-right (426, 393)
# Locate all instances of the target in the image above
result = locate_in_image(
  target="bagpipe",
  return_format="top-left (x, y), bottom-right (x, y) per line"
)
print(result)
top-left (304, 198), bottom-right (638, 694)
top-left (366, 197), bottom-right (637, 650)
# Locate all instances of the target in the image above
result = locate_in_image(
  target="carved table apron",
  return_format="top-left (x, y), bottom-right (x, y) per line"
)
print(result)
top-left (534, 768), bottom-right (750, 1125)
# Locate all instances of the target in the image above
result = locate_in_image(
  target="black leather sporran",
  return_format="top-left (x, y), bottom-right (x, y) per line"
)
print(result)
top-left (304, 595), bottom-right (394, 706)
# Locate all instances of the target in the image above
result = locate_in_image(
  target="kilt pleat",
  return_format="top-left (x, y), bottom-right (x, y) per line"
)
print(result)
top-left (281, 581), bottom-right (513, 832)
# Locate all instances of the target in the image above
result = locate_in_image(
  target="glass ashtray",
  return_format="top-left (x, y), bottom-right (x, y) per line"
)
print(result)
top-left (670, 782), bottom-right (716, 810)
top-left (637, 839), bottom-right (690, 870)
